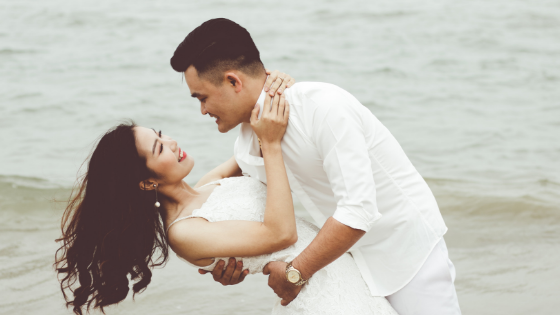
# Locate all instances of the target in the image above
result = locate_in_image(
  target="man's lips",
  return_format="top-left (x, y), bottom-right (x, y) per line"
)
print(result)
top-left (209, 114), bottom-right (219, 124)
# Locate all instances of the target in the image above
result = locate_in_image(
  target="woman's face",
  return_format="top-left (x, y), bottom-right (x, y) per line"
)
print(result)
top-left (134, 126), bottom-right (194, 186)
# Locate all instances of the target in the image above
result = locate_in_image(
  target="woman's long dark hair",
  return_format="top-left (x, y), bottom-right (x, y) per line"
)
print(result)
top-left (55, 122), bottom-right (169, 315)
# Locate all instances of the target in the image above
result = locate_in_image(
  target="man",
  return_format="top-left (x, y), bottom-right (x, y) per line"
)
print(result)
top-left (170, 18), bottom-right (461, 314)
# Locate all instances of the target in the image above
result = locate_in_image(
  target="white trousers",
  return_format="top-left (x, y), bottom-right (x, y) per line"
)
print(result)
top-left (386, 238), bottom-right (462, 315)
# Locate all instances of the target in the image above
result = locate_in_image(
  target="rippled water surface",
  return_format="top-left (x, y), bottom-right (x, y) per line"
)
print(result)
top-left (1, 0), bottom-right (559, 314)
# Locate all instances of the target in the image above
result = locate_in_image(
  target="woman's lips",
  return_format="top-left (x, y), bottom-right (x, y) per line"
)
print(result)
top-left (179, 148), bottom-right (187, 162)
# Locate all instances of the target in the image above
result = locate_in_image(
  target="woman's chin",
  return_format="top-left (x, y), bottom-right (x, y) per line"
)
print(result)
top-left (181, 155), bottom-right (195, 175)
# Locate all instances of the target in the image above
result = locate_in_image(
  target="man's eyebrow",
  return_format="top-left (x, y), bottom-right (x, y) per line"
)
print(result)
top-left (191, 92), bottom-right (201, 98)
top-left (151, 129), bottom-right (158, 155)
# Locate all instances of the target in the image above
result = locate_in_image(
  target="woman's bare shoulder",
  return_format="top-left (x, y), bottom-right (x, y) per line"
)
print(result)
top-left (167, 217), bottom-right (209, 257)
top-left (167, 217), bottom-right (207, 243)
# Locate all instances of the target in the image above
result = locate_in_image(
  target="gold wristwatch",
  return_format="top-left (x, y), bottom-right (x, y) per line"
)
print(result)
top-left (285, 261), bottom-right (307, 286)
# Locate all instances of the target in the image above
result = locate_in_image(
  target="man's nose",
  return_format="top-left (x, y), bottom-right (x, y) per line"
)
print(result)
top-left (200, 103), bottom-right (208, 115)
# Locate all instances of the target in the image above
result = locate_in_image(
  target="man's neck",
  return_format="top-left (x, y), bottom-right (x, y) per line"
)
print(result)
top-left (242, 72), bottom-right (267, 123)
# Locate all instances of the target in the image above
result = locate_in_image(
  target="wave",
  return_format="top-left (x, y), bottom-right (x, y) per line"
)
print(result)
top-left (0, 175), bottom-right (67, 190)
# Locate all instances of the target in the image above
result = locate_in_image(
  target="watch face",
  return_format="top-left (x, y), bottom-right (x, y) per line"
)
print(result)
top-left (287, 270), bottom-right (300, 283)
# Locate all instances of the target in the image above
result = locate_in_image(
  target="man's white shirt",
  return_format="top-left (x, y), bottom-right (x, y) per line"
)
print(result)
top-left (234, 82), bottom-right (447, 296)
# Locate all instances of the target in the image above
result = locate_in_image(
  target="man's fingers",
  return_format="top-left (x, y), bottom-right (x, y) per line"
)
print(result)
top-left (211, 260), bottom-right (225, 281)
top-left (281, 299), bottom-right (290, 306)
top-left (239, 269), bottom-right (249, 282)
top-left (221, 258), bottom-right (236, 284)
top-left (231, 261), bottom-right (243, 283)
top-left (263, 263), bottom-right (270, 275)
top-left (198, 269), bottom-right (208, 275)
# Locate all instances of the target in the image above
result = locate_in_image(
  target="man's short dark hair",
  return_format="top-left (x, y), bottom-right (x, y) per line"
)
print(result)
top-left (170, 18), bottom-right (265, 85)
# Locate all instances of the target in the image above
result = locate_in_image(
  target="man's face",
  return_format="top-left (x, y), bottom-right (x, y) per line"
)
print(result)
top-left (184, 66), bottom-right (246, 133)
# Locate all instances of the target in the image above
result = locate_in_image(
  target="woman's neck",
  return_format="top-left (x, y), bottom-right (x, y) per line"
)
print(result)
top-left (159, 181), bottom-right (200, 223)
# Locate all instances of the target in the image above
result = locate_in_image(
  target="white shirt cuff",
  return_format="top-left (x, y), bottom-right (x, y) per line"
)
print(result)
top-left (332, 206), bottom-right (382, 232)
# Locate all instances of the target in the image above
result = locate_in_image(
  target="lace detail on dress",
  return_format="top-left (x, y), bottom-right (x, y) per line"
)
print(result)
top-left (174, 176), bottom-right (397, 315)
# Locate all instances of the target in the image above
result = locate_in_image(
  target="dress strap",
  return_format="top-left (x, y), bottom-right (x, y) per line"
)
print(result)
top-left (166, 215), bottom-right (194, 234)
top-left (199, 179), bottom-right (222, 188)
top-left (166, 179), bottom-right (222, 234)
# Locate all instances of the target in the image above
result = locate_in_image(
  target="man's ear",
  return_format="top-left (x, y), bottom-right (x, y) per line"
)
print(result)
top-left (225, 72), bottom-right (243, 93)
top-left (139, 180), bottom-right (157, 191)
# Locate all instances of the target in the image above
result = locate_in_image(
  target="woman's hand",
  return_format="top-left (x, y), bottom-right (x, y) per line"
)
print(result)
top-left (250, 93), bottom-right (290, 146)
top-left (264, 69), bottom-right (296, 96)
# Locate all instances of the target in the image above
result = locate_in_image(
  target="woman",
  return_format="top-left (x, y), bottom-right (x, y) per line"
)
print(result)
top-left (55, 77), bottom-right (397, 315)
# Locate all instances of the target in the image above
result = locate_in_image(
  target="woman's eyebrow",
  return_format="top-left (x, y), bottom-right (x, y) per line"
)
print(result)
top-left (151, 129), bottom-right (158, 155)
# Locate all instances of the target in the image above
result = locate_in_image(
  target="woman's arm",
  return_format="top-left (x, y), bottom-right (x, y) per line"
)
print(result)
top-left (194, 69), bottom-right (295, 188)
top-left (194, 156), bottom-right (241, 188)
top-left (169, 93), bottom-right (295, 264)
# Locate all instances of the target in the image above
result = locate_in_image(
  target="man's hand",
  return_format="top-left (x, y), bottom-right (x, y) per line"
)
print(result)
top-left (199, 257), bottom-right (249, 286)
top-left (263, 261), bottom-right (303, 306)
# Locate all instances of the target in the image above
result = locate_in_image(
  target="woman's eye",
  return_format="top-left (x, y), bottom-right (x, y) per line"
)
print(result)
top-left (160, 144), bottom-right (163, 154)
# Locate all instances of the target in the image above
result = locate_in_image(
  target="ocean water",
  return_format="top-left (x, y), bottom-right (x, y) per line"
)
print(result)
top-left (1, 0), bottom-right (559, 314)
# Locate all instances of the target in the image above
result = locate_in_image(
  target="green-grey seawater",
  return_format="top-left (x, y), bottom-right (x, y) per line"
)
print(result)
top-left (1, 0), bottom-right (559, 314)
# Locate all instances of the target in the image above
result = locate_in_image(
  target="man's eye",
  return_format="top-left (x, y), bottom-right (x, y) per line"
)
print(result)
top-left (201, 98), bottom-right (207, 103)
top-left (160, 144), bottom-right (163, 153)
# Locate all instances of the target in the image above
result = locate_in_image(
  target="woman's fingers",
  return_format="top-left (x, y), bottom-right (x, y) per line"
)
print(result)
top-left (263, 69), bottom-right (279, 92)
top-left (263, 92), bottom-right (272, 113)
top-left (250, 103), bottom-right (260, 126)
top-left (286, 76), bottom-right (295, 88)
top-left (263, 70), bottom-right (295, 95)
top-left (268, 75), bottom-right (284, 96)
top-left (282, 99), bottom-right (290, 124)
top-left (276, 74), bottom-right (294, 95)
top-left (277, 94), bottom-right (286, 119)
top-left (270, 92), bottom-right (281, 115)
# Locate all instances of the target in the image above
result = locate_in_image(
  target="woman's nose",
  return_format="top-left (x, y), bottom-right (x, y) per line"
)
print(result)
top-left (163, 138), bottom-right (177, 151)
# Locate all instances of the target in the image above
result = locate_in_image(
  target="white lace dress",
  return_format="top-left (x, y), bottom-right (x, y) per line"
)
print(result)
top-left (168, 176), bottom-right (397, 315)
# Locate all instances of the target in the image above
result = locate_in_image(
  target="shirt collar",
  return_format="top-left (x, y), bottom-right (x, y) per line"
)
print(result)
top-left (235, 88), bottom-right (267, 166)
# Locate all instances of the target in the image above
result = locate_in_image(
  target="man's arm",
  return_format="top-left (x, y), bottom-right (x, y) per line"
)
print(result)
top-left (263, 217), bottom-right (364, 305)
top-left (264, 86), bottom-right (380, 304)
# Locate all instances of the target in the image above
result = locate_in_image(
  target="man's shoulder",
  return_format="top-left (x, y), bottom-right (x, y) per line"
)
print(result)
top-left (286, 82), bottom-right (355, 110)
top-left (288, 82), bottom-right (349, 97)
top-left (286, 82), bottom-right (361, 115)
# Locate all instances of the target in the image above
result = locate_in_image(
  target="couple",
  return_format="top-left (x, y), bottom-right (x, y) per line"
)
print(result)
top-left (56, 18), bottom-right (461, 314)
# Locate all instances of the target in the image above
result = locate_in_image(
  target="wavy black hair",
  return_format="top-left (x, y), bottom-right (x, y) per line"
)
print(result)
top-left (55, 122), bottom-right (169, 314)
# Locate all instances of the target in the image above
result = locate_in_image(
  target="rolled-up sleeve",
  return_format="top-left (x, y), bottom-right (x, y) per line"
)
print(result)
top-left (310, 92), bottom-right (381, 232)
